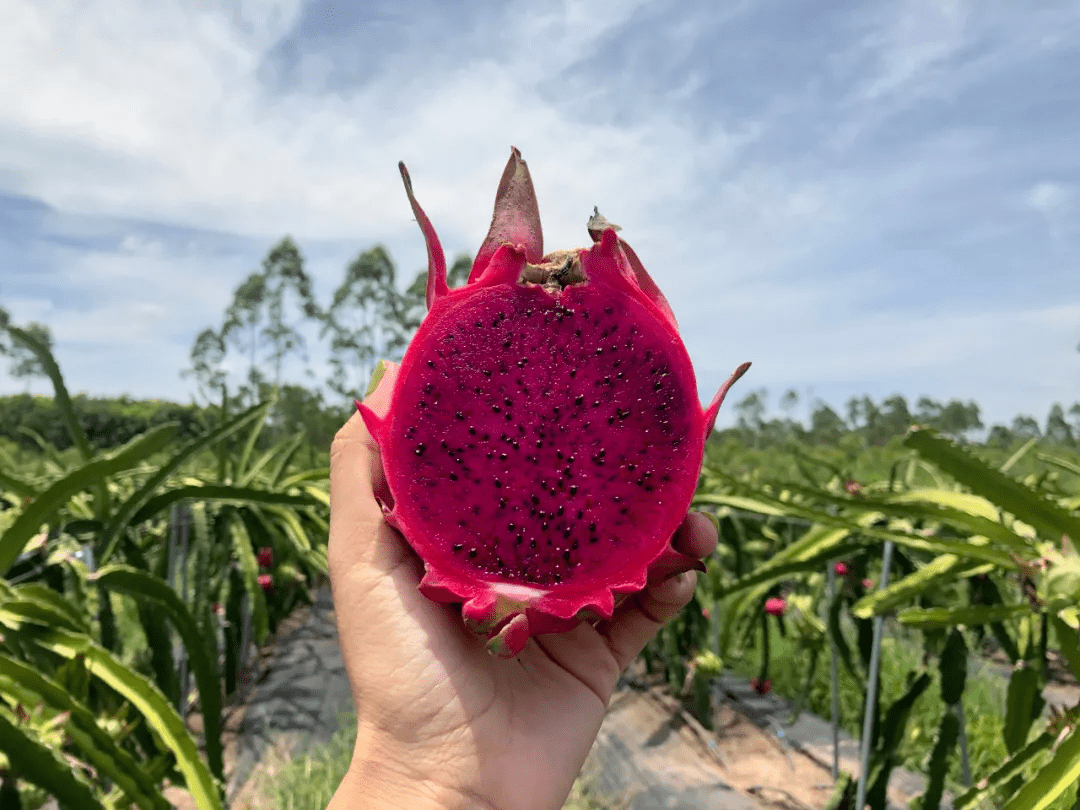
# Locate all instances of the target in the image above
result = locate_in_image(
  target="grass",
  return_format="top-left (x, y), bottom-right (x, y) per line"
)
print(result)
top-left (251, 713), bottom-right (620, 810)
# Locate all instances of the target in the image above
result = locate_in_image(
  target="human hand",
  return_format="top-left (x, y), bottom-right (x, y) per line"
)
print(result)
top-left (327, 365), bottom-right (718, 810)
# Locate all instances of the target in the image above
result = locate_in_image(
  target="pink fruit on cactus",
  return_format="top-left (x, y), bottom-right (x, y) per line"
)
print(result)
top-left (834, 561), bottom-right (849, 577)
top-left (360, 148), bottom-right (750, 657)
top-left (764, 597), bottom-right (787, 617)
top-left (257, 573), bottom-right (274, 592)
top-left (256, 547), bottom-right (273, 568)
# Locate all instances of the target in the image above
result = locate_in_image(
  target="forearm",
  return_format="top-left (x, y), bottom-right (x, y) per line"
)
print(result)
top-left (328, 724), bottom-right (496, 810)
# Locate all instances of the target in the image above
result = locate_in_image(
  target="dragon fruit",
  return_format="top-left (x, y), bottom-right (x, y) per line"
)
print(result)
top-left (360, 148), bottom-right (749, 657)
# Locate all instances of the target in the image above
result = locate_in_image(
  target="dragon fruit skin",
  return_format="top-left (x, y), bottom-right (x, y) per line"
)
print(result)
top-left (360, 148), bottom-right (749, 657)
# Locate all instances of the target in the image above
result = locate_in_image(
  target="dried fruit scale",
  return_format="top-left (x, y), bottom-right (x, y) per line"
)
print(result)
top-left (360, 147), bottom-right (749, 657)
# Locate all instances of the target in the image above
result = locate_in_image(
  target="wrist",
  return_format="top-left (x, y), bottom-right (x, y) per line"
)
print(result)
top-left (328, 722), bottom-right (494, 810)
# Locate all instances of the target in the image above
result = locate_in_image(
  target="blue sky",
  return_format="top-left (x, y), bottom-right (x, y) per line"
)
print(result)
top-left (1, 0), bottom-right (1078, 429)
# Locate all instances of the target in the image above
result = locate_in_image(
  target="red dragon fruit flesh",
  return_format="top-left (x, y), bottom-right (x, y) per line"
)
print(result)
top-left (360, 147), bottom-right (749, 657)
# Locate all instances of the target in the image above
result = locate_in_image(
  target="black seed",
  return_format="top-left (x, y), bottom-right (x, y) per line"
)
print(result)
top-left (575, 395), bottom-right (584, 406)
top-left (455, 411), bottom-right (465, 420)
top-left (569, 369), bottom-right (576, 378)
top-left (557, 505), bottom-right (564, 516)
top-left (499, 497), bottom-right (507, 508)
top-left (531, 494), bottom-right (540, 505)
top-left (502, 339), bottom-right (511, 349)
top-left (468, 549), bottom-right (478, 559)
top-left (492, 404), bottom-right (500, 413)
top-left (449, 473), bottom-right (458, 481)
top-left (593, 400), bottom-right (600, 407)
top-left (483, 369), bottom-right (492, 377)
top-left (452, 543), bottom-right (464, 553)
top-left (494, 479), bottom-right (503, 488)
top-left (608, 416), bottom-right (615, 425)
top-left (562, 549), bottom-right (572, 562)
top-left (469, 426), bottom-right (477, 435)
top-left (577, 510), bottom-right (584, 519)
top-left (628, 463), bottom-right (637, 471)
top-left (535, 439), bottom-right (543, 448)
top-left (589, 536), bottom-right (599, 544)
top-left (415, 444), bottom-right (426, 456)
top-left (499, 453), bottom-right (507, 461)
top-left (427, 360), bottom-right (435, 367)
top-left (508, 522), bottom-right (516, 531)
top-left (569, 485), bottom-right (578, 495)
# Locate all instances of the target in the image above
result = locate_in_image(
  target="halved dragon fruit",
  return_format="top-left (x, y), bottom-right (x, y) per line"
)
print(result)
top-left (360, 148), bottom-right (749, 657)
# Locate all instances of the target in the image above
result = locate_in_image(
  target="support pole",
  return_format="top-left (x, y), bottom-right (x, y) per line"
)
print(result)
top-left (855, 541), bottom-right (894, 810)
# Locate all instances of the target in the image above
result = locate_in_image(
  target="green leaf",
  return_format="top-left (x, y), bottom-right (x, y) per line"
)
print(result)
top-left (91, 564), bottom-right (224, 780)
top-left (939, 628), bottom-right (967, 705)
top-left (904, 427), bottom-right (1080, 544)
top-left (230, 512), bottom-right (268, 644)
top-left (851, 555), bottom-right (992, 619)
top-left (1051, 614), bottom-right (1080, 684)
top-left (6, 326), bottom-right (93, 463)
top-left (128, 483), bottom-right (317, 526)
top-left (0, 467), bottom-right (36, 500)
top-left (898, 603), bottom-right (1030, 628)
top-left (921, 710), bottom-right (960, 810)
top-left (1003, 666), bottom-right (1045, 754)
top-left (0, 423), bottom-right (178, 574)
top-left (0, 706), bottom-right (104, 810)
top-left (0, 654), bottom-right (169, 810)
top-left (1002, 725), bottom-right (1080, 810)
top-left (9, 584), bottom-right (90, 634)
top-left (699, 480), bottom-right (1018, 569)
top-left (32, 627), bottom-right (224, 810)
top-left (954, 730), bottom-right (1054, 809)
top-left (98, 402), bottom-right (271, 565)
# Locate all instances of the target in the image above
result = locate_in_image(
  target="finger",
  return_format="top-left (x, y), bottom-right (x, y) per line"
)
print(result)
top-left (599, 570), bottom-right (700, 672)
top-left (597, 511), bottom-right (718, 671)
top-left (328, 362), bottom-right (401, 580)
top-left (673, 510), bottom-right (719, 560)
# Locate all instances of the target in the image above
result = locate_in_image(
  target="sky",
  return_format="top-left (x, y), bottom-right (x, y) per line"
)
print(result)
top-left (1, 0), bottom-right (1078, 430)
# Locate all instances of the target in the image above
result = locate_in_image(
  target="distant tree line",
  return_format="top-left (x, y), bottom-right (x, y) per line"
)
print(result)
top-left (718, 387), bottom-right (1080, 450)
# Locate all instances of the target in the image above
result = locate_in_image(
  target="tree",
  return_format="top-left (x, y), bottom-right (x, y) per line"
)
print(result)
top-left (220, 237), bottom-right (319, 402)
top-left (184, 328), bottom-right (227, 403)
top-left (1011, 415), bottom-right (1041, 440)
top-left (879, 395), bottom-right (913, 441)
top-left (808, 401), bottom-right (846, 445)
top-left (186, 237), bottom-right (321, 406)
top-left (1044, 403), bottom-right (1074, 446)
top-left (323, 246), bottom-right (408, 400)
top-left (733, 388), bottom-right (767, 444)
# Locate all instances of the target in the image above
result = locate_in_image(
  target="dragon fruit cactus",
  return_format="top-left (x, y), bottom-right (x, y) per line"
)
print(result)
top-left (360, 147), bottom-right (749, 657)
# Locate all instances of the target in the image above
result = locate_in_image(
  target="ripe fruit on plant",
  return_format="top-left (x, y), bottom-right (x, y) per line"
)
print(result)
top-left (360, 148), bottom-right (749, 657)
top-left (764, 597), bottom-right (787, 617)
